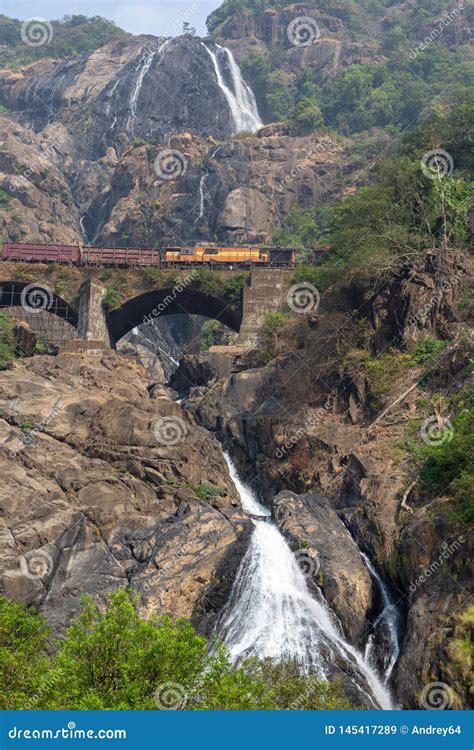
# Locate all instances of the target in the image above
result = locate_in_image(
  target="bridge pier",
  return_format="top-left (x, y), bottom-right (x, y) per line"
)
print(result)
top-left (77, 278), bottom-right (112, 347)
top-left (237, 269), bottom-right (291, 347)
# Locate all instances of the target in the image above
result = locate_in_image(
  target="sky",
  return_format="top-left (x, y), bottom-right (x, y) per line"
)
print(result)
top-left (0, 0), bottom-right (221, 37)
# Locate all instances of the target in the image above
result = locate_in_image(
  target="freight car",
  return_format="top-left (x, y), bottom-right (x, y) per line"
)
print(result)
top-left (2, 242), bottom-right (81, 265)
top-left (82, 246), bottom-right (162, 267)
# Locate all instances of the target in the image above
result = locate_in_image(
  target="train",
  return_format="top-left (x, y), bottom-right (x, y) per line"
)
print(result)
top-left (0, 242), bottom-right (303, 269)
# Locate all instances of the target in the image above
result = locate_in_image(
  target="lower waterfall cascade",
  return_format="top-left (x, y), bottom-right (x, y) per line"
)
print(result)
top-left (361, 553), bottom-right (400, 682)
top-left (218, 453), bottom-right (396, 710)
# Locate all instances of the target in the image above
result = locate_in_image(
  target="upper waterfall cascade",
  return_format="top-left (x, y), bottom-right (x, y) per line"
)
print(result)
top-left (219, 453), bottom-right (395, 710)
top-left (201, 43), bottom-right (263, 134)
top-left (127, 39), bottom-right (170, 132)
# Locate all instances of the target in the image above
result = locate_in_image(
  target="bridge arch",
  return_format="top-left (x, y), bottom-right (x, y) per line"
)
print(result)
top-left (107, 288), bottom-right (242, 346)
top-left (0, 281), bottom-right (79, 347)
top-left (0, 281), bottom-right (79, 325)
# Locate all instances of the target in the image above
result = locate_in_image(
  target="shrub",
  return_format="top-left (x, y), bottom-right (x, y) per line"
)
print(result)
top-left (102, 287), bottom-right (122, 311)
top-left (411, 337), bottom-right (447, 364)
top-left (192, 483), bottom-right (226, 502)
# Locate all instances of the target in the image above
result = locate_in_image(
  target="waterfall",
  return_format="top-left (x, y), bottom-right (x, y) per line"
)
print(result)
top-left (79, 215), bottom-right (87, 241)
top-left (127, 40), bottom-right (170, 132)
top-left (218, 453), bottom-right (395, 710)
top-left (201, 43), bottom-right (263, 134)
top-left (197, 173), bottom-right (209, 222)
top-left (361, 553), bottom-right (400, 681)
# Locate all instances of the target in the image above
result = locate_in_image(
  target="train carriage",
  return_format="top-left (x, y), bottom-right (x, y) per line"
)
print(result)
top-left (2, 242), bottom-right (81, 265)
top-left (81, 246), bottom-right (162, 268)
top-left (266, 247), bottom-right (297, 268)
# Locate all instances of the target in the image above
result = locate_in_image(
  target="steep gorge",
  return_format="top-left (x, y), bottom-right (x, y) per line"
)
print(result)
top-left (0, 1), bottom-right (472, 712)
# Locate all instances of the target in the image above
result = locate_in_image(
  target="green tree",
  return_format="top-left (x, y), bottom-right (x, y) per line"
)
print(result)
top-left (0, 591), bottom-right (352, 710)
top-left (0, 597), bottom-right (51, 709)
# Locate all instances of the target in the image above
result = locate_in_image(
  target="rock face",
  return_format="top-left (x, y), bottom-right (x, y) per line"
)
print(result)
top-left (0, 351), bottom-right (249, 633)
top-left (0, 25), bottom-right (363, 246)
top-left (273, 489), bottom-right (373, 644)
top-left (213, 3), bottom-right (375, 75)
top-left (0, 36), bottom-right (236, 153)
top-left (0, 116), bottom-right (82, 244)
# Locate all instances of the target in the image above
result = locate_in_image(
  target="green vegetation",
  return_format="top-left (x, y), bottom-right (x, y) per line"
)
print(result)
top-left (192, 483), bottom-right (226, 502)
top-left (258, 310), bottom-right (292, 363)
top-left (0, 14), bottom-right (128, 68)
top-left (280, 99), bottom-right (473, 290)
top-left (0, 591), bottom-right (351, 710)
top-left (410, 337), bottom-right (448, 365)
top-left (345, 349), bottom-right (414, 403)
top-left (415, 383), bottom-right (474, 520)
top-left (0, 312), bottom-right (18, 370)
top-left (0, 189), bottom-right (12, 208)
top-left (102, 287), bottom-right (122, 311)
top-left (447, 606), bottom-right (474, 699)
top-left (191, 269), bottom-right (249, 305)
top-left (215, 1), bottom-right (473, 136)
top-left (197, 320), bottom-right (234, 351)
top-left (34, 334), bottom-right (55, 355)
top-left (273, 207), bottom-right (319, 249)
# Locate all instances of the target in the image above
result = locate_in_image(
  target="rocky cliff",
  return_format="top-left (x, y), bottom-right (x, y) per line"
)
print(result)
top-left (0, 351), bottom-right (250, 634)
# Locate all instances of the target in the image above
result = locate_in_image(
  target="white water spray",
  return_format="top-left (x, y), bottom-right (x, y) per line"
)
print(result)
top-left (127, 40), bottom-right (170, 132)
top-left (201, 43), bottom-right (263, 134)
top-left (361, 553), bottom-right (400, 681)
top-left (219, 453), bottom-right (395, 710)
top-left (197, 173), bottom-right (209, 222)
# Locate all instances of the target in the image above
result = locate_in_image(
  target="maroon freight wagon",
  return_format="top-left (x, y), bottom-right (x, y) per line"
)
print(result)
top-left (82, 246), bottom-right (161, 268)
top-left (2, 242), bottom-right (81, 265)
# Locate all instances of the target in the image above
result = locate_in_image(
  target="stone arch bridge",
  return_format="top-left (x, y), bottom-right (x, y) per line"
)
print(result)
top-left (0, 269), bottom-right (291, 350)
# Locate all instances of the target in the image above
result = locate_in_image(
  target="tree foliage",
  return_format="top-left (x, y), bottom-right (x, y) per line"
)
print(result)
top-left (0, 590), bottom-right (351, 710)
top-left (0, 14), bottom-right (128, 68)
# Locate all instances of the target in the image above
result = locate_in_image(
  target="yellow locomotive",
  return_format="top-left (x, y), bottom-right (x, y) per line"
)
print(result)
top-left (164, 245), bottom-right (270, 267)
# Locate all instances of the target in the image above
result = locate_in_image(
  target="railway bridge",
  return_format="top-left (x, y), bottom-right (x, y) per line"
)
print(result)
top-left (0, 268), bottom-right (292, 351)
